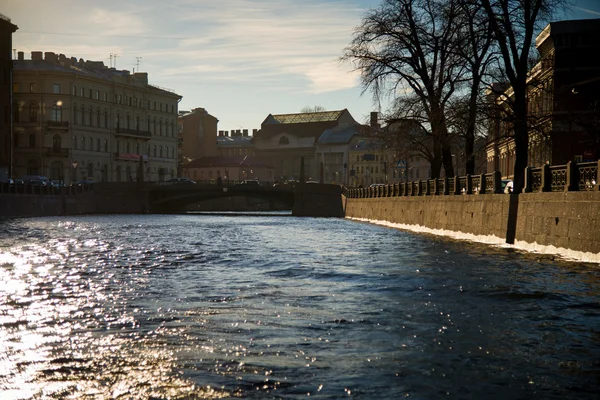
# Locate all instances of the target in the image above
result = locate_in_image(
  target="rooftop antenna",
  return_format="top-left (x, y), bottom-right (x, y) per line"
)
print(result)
top-left (136, 56), bottom-right (142, 72)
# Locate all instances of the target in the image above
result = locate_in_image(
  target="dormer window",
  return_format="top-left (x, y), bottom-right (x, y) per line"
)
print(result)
top-left (279, 136), bottom-right (289, 145)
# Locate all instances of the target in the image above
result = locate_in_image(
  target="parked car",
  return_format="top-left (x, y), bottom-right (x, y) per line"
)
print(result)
top-left (21, 175), bottom-right (50, 186)
top-left (1, 178), bottom-right (24, 186)
top-left (50, 180), bottom-right (65, 189)
top-left (166, 177), bottom-right (196, 185)
top-left (237, 180), bottom-right (260, 186)
top-left (71, 179), bottom-right (95, 187)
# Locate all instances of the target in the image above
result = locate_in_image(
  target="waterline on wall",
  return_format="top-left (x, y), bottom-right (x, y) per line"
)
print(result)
top-left (347, 216), bottom-right (600, 264)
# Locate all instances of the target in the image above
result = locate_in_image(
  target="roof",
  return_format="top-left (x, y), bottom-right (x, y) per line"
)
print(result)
top-left (217, 136), bottom-right (253, 147)
top-left (13, 57), bottom-right (181, 98)
top-left (317, 123), bottom-right (363, 144)
top-left (263, 109), bottom-right (346, 125)
top-left (184, 156), bottom-right (273, 169)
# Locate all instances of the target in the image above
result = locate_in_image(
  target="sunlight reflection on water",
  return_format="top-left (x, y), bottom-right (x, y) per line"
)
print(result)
top-left (0, 215), bottom-right (599, 399)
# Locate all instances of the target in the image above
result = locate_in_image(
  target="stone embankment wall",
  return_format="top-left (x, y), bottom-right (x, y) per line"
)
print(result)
top-left (293, 183), bottom-right (345, 217)
top-left (0, 183), bottom-right (150, 218)
top-left (344, 191), bottom-right (600, 256)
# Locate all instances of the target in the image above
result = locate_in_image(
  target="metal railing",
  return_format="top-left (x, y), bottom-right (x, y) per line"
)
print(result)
top-left (345, 160), bottom-right (600, 199)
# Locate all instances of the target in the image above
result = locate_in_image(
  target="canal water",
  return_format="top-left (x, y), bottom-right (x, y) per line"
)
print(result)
top-left (0, 214), bottom-right (598, 399)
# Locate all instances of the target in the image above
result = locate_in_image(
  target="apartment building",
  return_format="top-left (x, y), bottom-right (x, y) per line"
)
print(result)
top-left (0, 14), bottom-right (18, 180)
top-left (487, 19), bottom-right (600, 178)
top-left (12, 51), bottom-right (181, 183)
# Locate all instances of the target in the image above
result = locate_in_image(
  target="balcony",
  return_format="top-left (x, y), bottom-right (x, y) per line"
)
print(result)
top-left (47, 120), bottom-right (69, 129)
top-left (115, 127), bottom-right (152, 139)
top-left (46, 147), bottom-right (70, 157)
top-left (115, 152), bottom-right (149, 161)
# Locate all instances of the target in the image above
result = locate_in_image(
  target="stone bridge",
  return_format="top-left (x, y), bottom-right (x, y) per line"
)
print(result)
top-left (147, 183), bottom-right (295, 213)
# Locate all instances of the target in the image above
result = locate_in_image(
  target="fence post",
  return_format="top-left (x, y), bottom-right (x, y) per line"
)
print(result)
top-left (453, 176), bottom-right (460, 195)
top-left (479, 173), bottom-right (486, 194)
top-left (541, 163), bottom-right (551, 192)
top-left (443, 177), bottom-right (449, 195)
top-left (524, 166), bottom-right (532, 193)
top-left (566, 161), bottom-right (579, 191)
top-left (466, 174), bottom-right (473, 195)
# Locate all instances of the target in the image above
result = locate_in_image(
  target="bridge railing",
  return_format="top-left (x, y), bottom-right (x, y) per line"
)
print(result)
top-left (344, 160), bottom-right (600, 199)
top-left (0, 182), bottom-right (94, 195)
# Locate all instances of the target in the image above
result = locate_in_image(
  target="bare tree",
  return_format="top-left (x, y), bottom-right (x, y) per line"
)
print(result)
top-left (452, 1), bottom-right (496, 175)
top-left (342, 0), bottom-right (468, 178)
top-left (478, 0), bottom-right (568, 193)
top-left (300, 105), bottom-right (326, 113)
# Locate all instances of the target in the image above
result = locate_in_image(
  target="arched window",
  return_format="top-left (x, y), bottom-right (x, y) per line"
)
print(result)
top-left (29, 133), bottom-right (36, 148)
top-left (53, 134), bottom-right (61, 152)
top-left (153, 145), bottom-right (157, 157)
top-left (279, 136), bottom-right (289, 145)
top-left (81, 136), bottom-right (85, 150)
top-left (160, 146), bottom-right (163, 158)
top-left (51, 105), bottom-right (62, 122)
top-left (89, 137), bottom-right (93, 150)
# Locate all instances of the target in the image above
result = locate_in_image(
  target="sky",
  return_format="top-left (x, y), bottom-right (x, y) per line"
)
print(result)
top-left (3, 0), bottom-right (600, 133)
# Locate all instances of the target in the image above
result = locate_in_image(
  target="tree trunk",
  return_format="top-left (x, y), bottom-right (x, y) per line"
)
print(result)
top-left (512, 92), bottom-right (529, 194)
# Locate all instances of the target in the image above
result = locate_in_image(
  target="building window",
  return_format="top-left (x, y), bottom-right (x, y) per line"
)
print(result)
top-left (104, 139), bottom-right (108, 152)
top-left (73, 136), bottom-right (78, 150)
top-left (51, 105), bottom-right (62, 122)
top-left (80, 106), bottom-right (84, 125)
top-left (80, 88), bottom-right (84, 97)
top-left (103, 92), bottom-right (107, 102)
top-left (89, 107), bottom-right (93, 126)
top-left (73, 105), bottom-right (78, 124)
top-left (97, 138), bottom-right (101, 152)
top-left (104, 110), bottom-right (108, 128)
top-left (81, 136), bottom-right (85, 150)
top-left (29, 133), bottom-right (36, 148)
top-left (53, 134), bottom-right (61, 152)
top-left (160, 146), bottom-right (163, 158)
top-left (29, 103), bottom-right (37, 122)
top-left (96, 109), bottom-right (100, 127)
top-left (153, 145), bottom-right (157, 157)
top-left (29, 83), bottom-right (36, 93)
top-left (12, 83), bottom-right (19, 93)
top-left (279, 136), bottom-right (289, 145)
top-left (53, 84), bottom-right (60, 94)
top-left (94, 90), bottom-right (99, 100)
top-left (89, 137), bottom-right (93, 150)
top-left (116, 113), bottom-right (120, 129)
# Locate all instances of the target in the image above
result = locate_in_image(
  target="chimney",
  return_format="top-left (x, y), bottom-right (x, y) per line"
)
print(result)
top-left (17, 51), bottom-right (24, 60)
top-left (370, 112), bottom-right (379, 128)
top-left (243, 129), bottom-right (248, 136)
top-left (31, 51), bottom-right (43, 61)
top-left (44, 52), bottom-right (57, 62)
top-left (252, 129), bottom-right (258, 135)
